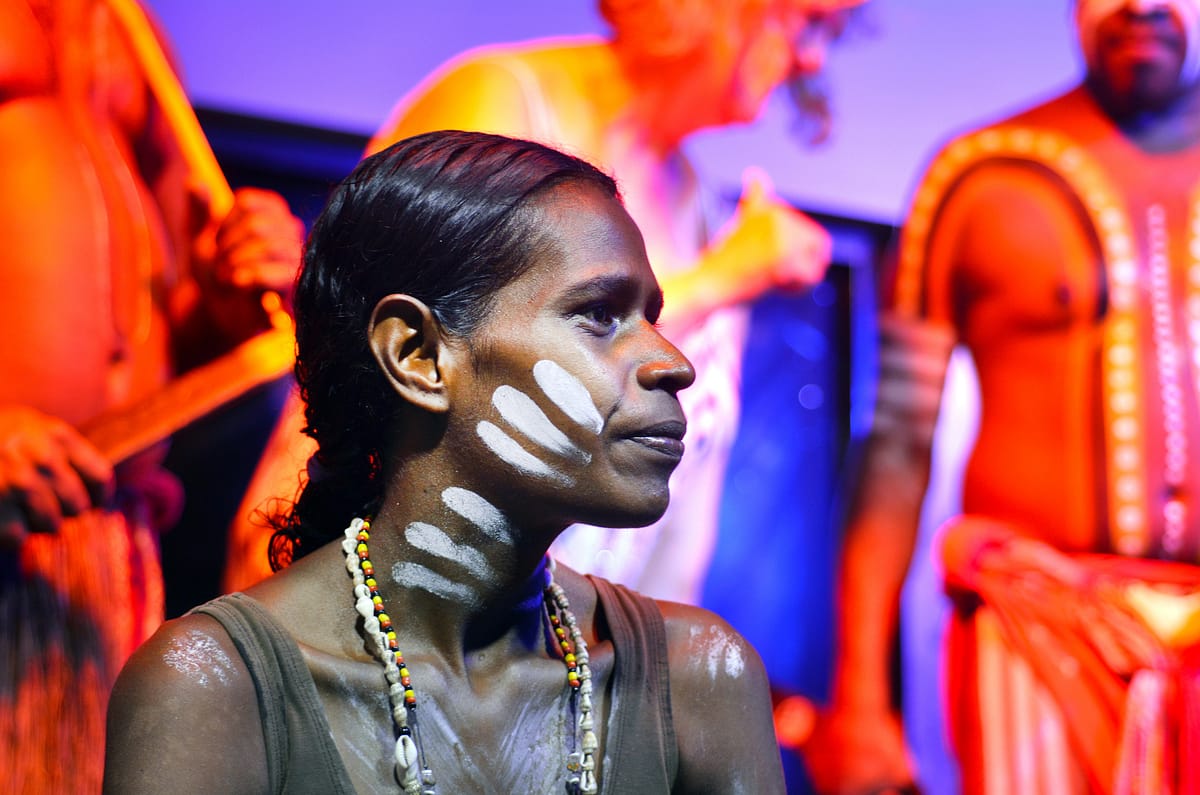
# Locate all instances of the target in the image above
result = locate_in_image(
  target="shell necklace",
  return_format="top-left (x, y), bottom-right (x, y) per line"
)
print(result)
top-left (342, 517), bottom-right (599, 794)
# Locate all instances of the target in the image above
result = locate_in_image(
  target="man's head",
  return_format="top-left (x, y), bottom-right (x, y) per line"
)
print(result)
top-left (1076, 0), bottom-right (1200, 115)
top-left (599, 0), bottom-right (864, 132)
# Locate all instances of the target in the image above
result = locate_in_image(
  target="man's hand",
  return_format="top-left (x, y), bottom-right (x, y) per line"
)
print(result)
top-left (0, 406), bottom-right (113, 549)
top-left (709, 167), bottom-right (832, 295)
top-left (803, 705), bottom-right (918, 795)
top-left (191, 186), bottom-right (304, 343)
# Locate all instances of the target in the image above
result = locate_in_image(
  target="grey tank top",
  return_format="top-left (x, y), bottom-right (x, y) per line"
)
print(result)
top-left (193, 576), bottom-right (677, 793)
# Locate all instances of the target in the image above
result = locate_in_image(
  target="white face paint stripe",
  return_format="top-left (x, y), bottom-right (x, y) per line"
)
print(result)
top-left (404, 521), bottom-right (493, 581)
top-left (492, 385), bottom-right (591, 463)
top-left (477, 421), bottom-right (573, 485)
top-left (442, 487), bottom-right (514, 545)
top-left (392, 560), bottom-right (479, 603)
top-left (532, 360), bottom-right (603, 434)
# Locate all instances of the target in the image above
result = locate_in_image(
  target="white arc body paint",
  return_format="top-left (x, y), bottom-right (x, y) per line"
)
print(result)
top-left (477, 421), bottom-right (573, 485)
top-left (493, 385), bottom-right (591, 463)
top-left (405, 521), bottom-right (493, 580)
top-left (442, 487), bottom-right (514, 545)
top-left (533, 359), bottom-right (604, 434)
top-left (392, 560), bottom-right (480, 603)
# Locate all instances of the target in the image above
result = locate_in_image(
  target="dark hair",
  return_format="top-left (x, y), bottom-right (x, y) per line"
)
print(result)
top-left (268, 130), bottom-right (619, 569)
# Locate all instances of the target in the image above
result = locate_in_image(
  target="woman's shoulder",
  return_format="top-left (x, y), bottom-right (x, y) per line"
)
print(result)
top-left (104, 607), bottom-right (269, 792)
top-left (655, 601), bottom-right (769, 690)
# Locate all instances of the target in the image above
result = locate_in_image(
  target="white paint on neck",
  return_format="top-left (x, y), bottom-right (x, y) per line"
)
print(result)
top-left (492, 385), bottom-right (591, 463)
top-left (392, 560), bottom-right (480, 604)
top-left (442, 487), bottom-right (514, 545)
top-left (477, 421), bottom-right (572, 485)
top-left (162, 630), bottom-right (234, 688)
top-left (533, 359), bottom-right (603, 434)
top-left (405, 521), bottom-right (493, 581)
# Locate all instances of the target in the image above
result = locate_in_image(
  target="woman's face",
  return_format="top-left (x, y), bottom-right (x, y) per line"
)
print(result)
top-left (446, 184), bottom-right (695, 532)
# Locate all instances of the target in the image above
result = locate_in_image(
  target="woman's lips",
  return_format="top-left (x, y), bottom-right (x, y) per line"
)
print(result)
top-left (624, 420), bottom-right (687, 459)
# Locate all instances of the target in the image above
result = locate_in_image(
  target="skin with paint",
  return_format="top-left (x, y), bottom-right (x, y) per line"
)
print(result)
top-left (103, 132), bottom-right (785, 794)
top-left (806, 2), bottom-right (1200, 793)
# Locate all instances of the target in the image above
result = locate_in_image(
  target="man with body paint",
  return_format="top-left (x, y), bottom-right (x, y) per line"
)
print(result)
top-left (806, 1), bottom-right (1200, 793)
top-left (104, 131), bottom-right (787, 794)
top-left (0, 1), bottom-right (302, 791)
top-left (222, 0), bottom-right (863, 605)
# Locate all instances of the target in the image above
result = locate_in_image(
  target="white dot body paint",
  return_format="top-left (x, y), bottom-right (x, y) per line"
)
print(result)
top-left (492, 385), bottom-right (591, 463)
top-left (405, 521), bottom-right (493, 581)
top-left (393, 560), bottom-right (480, 604)
top-left (162, 630), bottom-right (235, 688)
top-left (477, 421), bottom-right (572, 485)
top-left (533, 359), bottom-right (603, 434)
top-left (442, 487), bottom-right (514, 546)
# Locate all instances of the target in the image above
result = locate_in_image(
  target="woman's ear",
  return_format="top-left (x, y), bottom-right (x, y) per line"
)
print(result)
top-left (368, 294), bottom-right (453, 413)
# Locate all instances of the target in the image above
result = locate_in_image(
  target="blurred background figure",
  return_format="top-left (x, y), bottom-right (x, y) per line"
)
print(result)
top-left (809, 0), bottom-right (1200, 792)
top-left (225, 0), bottom-right (863, 610)
top-left (0, 0), bottom-right (302, 790)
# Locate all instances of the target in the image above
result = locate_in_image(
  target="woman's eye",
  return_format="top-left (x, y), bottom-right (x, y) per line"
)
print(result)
top-left (581, 304), bottom-right (617, 331)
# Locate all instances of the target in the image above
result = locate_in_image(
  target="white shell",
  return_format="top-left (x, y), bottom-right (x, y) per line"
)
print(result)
top-left (341, 537), bottom-right (356, 554)
top-left (355, 596), bottom-right (375, 619)
top-left (395, 734), bottom-right (419, 771)
top-left (581, 729), bottom-right (597, 753)
top-left (354, 583), bottom-right (370, 600)
top-left (581, 769), bottom-right (597, 793)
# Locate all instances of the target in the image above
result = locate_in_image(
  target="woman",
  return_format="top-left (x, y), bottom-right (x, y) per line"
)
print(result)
top-left (104, 131), bottom-right (784, 794)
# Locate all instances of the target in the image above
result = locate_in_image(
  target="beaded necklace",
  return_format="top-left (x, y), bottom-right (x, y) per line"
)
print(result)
top-left (342, 517), bottom-right (599, 794)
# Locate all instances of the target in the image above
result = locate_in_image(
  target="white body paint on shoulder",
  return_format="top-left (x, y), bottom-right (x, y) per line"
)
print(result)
top-left (493, 385), bottom-right (591, 463)
top-left (442, 487), bottom-right (514, 545)
top-left (533, 359), bottom-right (603, 434)
top-left (405, 521), bottom-right (493, 580)
top-left (162, 630), bottom-right (235, 688)
top-left (691, 625), bottom-right (746, 681)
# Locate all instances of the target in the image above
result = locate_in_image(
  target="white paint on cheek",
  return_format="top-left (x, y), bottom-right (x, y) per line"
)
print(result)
top-left (492, 385), bottom-right (591, 463)
top-left (393, 561), bottom-right (480, 603)
top-left (162, 630), bottom-right (235, 688)
top-left (477, 421), bottom-right (573, 485)
top-left (442, 487), bottom-right (514, 545)
top-left (532, 359), bottom-right (603, 434)
top-left (405, 521), bottom-right (493, 581)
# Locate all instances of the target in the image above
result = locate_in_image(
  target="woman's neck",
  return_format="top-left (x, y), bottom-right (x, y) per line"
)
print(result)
top-left (360, 485), bottom-right (559, 661)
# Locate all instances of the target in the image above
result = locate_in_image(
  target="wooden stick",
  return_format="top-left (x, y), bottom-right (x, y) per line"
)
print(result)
top-left (82, 325), bottom-right (296, 463)
top-left (85, 0), bottom-right (296, 463)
